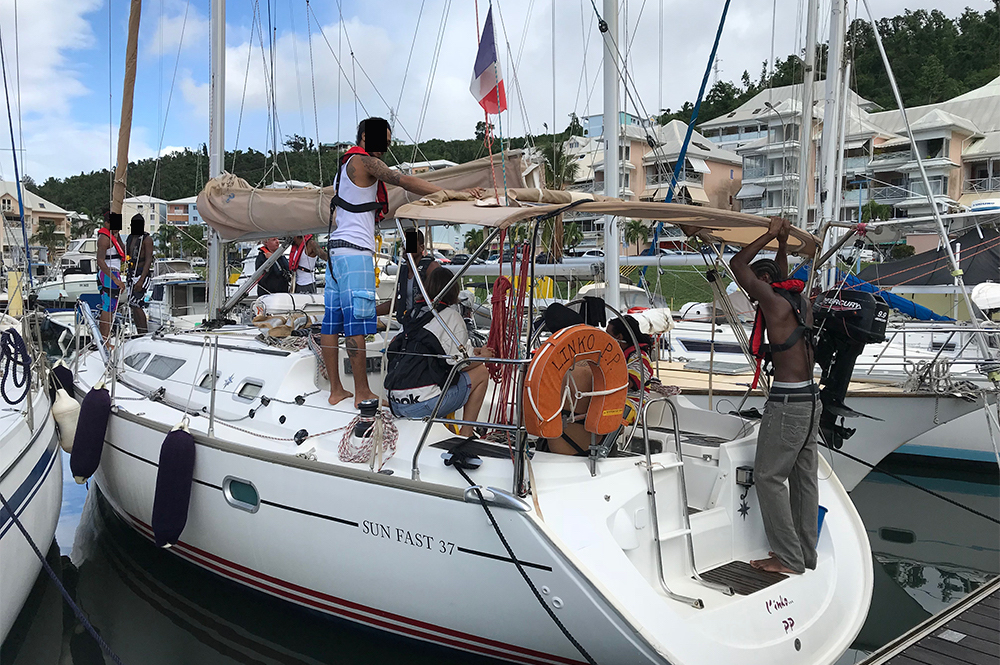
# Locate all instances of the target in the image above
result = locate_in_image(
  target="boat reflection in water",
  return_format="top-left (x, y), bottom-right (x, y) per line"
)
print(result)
top-left (835, 460), bottom-right (999, 664)
top-left (2, 489), bottom-right (501, 665)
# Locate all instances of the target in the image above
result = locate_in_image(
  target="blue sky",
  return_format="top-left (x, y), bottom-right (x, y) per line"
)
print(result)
top-left (0, 0), bottom-right (982, 186)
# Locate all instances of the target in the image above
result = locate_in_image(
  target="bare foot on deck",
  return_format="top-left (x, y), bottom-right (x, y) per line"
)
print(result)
top-left (354, 390), bottom-right (378, 409)
top-left (750, 555), bottom-right (800, 574)
top-left (328, 388), bottom-right (354, 406)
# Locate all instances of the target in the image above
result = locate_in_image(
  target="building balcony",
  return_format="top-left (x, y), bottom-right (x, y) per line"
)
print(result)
top-left (871, 150), bottom-right (912, 165)
top-left (899, 157), bottom-right (958, 173)
top-left (645, 171), bottom-right (703, 188)
top-left (869, 184), bottom-right (910, 203)
top-left (742, 172), bottom-right (800, 186)
top-left (964, 177), bottom-right (1000, 193)
top-left (755, 140), bottom-right (800, 154)
top-left (842, 156), bottom-right (870, 172)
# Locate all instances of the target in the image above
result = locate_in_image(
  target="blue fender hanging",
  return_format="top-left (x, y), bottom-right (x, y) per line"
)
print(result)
top-left (70, 384), bottom-right (112, 484)
top-left (151, 423), bottom-right (196, 548)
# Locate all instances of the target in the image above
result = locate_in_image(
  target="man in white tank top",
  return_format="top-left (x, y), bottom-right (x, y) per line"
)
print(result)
top-left (322, 117), bottom-right (483, 408)
top-left (290, 234), bottom-right (326, 294)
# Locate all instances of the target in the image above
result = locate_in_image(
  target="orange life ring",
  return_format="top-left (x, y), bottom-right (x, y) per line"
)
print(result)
top-left (523, 324), bottom-right (629, 439)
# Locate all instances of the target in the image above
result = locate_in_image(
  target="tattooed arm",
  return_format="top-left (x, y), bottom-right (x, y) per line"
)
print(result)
top-left (354, 155), bottom-right (484, 198)
top-left (356, 156), bottom-right (440, 196)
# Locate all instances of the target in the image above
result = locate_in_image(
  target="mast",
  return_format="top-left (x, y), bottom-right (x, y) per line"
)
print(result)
top-left (603, 0), bottom-right (620, 312)
top-left (111, 0), bottom-right (142, 218)
top-left (818, 0), bottom-right (847, 287)
top-left (796, 0), bottom-right (819, 229)
top-left (206, 0), bottom-right (227, 317)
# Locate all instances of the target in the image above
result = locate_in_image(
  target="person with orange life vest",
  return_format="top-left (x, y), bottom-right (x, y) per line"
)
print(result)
top-left (95, 208), bottom-right (127, 342)
top-left (321, 116), bottom-right (483, 409)
top-left (289, 234), bottom-right (327, 294)
top-left (730, 216), bottom-right (820, 576)
top-left (255, 237), bottom-right (291, 295)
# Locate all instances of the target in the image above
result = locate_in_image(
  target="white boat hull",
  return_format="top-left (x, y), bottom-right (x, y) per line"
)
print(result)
top-left (0, 391), bottom-right (61, 642)
top-left (72, 328), bottom-right (873, 665)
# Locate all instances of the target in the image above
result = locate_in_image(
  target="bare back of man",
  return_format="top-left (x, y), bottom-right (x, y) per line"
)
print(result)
top-left (730, 217), bottom-right (820, 575)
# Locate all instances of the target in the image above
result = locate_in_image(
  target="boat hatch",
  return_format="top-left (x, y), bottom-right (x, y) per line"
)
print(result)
top-left (142, 355), bottom-right (185, 380)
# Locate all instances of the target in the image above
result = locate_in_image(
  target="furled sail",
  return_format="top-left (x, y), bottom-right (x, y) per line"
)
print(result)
top-left (198, 151), bottom-right (526, 241)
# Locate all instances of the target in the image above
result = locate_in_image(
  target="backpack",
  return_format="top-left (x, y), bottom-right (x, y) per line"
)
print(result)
top-left (384, 311), bottom-right (453, 395)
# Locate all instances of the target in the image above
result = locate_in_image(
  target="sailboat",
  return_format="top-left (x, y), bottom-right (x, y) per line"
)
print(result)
top-left (69, 1), bottom-right (874, 663)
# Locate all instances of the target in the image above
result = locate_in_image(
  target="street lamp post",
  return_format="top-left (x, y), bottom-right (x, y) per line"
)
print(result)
top-left (764, 101), bottom-right (789, 217)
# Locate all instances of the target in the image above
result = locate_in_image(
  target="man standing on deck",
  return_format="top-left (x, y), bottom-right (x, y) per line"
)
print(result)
top-left (289, 234), bottom-right (327, 294)
top-left (730, 217), bottom-right (820, 575)
top-left (96, 209), bottom-right (126, 342)
top-left (255, 237), bottom-right (291, 295)
top-left (126, 213), bottom-right (155, 334)
top-left (322, 116), bottom-right (482, 408)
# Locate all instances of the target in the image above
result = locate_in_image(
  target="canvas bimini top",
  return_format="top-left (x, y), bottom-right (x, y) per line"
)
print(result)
top-left (394, 188), bottom-right (819, 256)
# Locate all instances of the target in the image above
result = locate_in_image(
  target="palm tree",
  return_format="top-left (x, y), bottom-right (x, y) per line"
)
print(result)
top-left (464, 228), bottom-right (485, 252)
top-left (545, 144), bottom-right (580, 189)
top-left (861, 200), bottom-right (893, 223)
top-left (622, 219), bottom-right (650, 255)
top-left (157, 224), bottom-right (179, 257)
top-left (31, 219), bottom-right (61, 262)
top-left (563, 221), bottom-right (584, 252)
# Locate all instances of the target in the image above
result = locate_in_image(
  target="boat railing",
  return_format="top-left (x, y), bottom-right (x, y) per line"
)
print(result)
top-left (640, 397), bottom-right (734, 608)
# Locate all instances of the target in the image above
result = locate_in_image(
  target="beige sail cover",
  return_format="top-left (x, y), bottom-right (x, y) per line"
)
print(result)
top-left (198, 151), bottom-right (526, 241)
top-left (395, 191), bottom-right (819, 256)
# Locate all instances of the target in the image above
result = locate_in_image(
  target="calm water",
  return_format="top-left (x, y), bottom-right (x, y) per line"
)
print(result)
top-left (2, 452), bottom-right (997, 665)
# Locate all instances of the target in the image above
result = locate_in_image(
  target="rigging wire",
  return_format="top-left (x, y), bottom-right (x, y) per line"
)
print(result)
top-left (409, 0), bottom-right (453, 166)
top-left (492, 0), bottom-right (537, 147)
top-left (305, 3), bottom-right (426, 165)
top-left (393, 0), bottom-right (426, 133)
top-left (149, 0), bottom-right (192, 199)
top-left (231, 0), bottom-right (260, 173)
top-left (305, 0), bottom-right (323, 184)
top-left (288, 0), bottom-right (307, 136)
top-left (109, 0), bottom-right (114, 202)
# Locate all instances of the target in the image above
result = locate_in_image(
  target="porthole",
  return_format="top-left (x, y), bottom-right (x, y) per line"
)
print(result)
top-left (198, 372), bottom-right (220, 390)
top-left (223, 476), bottom-right (260, 513)
top-left (236, 380), bottom-right (263, 401)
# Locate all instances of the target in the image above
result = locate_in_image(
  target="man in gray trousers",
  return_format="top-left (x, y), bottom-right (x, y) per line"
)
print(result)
top-left (730, 217), bottom-right (820, 574)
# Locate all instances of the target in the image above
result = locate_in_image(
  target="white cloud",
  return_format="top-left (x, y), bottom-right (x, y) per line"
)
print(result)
top-left (0, 0), bottom-right (102, 119)
top-left (142, 5), bottom-right (210, 58)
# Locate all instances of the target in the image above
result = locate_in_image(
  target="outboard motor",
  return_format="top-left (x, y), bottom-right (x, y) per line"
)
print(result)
top-left (813, 290), bottom-right (890, 449)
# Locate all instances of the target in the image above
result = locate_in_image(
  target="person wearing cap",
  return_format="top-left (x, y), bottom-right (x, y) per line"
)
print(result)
top-left (730, 217), bottom-right (820, 575)
top-left (126, 213), bottom-right (155, 333)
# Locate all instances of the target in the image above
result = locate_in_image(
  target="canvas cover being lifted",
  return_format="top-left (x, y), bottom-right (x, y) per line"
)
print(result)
top-left (198, 151), bottom-right (526, 242)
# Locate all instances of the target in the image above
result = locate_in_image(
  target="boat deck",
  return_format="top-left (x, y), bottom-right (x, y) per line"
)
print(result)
top-left (653, 360), bottom-right (920, 397)
top-left (858, 576), bottom-right (999, 665)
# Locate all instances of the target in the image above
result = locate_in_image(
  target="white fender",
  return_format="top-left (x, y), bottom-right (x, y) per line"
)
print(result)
top-left (52, 388), bottom-right (81, 453)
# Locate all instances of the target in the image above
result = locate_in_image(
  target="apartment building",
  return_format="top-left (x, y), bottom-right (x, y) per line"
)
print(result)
top-left (167, 195), bottom-right (202, 226)
top-left (123, 195), bottom-right (167, 235)
top-left (699, 77), bottom-right (1000, 229)
top-left (0, 180), bottom-right (70, 264)
top-left (565, 115), bottom-right (742, 247)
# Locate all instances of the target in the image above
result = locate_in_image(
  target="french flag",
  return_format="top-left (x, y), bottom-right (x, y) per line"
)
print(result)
top-left (469, 7), bottom-right (507, 115)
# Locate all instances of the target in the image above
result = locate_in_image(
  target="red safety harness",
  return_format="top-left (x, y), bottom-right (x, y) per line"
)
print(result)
top-left (749, 279), bottom-right (811, 389)
top-left (331, 147), bottom-right (389, 223)
top-left (288, 234), bottom-right (313, 271)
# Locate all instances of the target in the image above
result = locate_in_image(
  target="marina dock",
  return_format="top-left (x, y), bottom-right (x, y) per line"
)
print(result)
top-left (857, 575), bottom-right (999, 665)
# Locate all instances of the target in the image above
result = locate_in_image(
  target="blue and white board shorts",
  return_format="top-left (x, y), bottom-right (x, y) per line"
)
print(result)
top-left (322, 251), bottom-right (377, 337)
